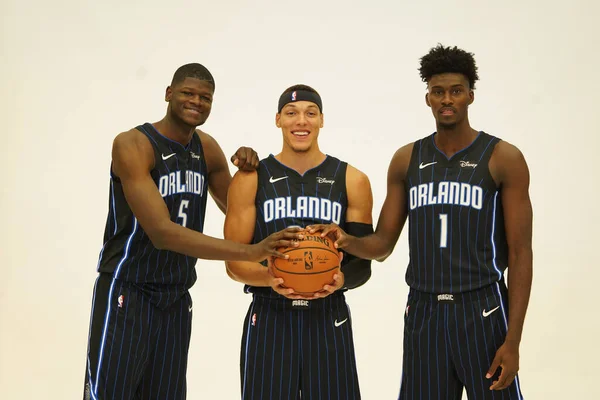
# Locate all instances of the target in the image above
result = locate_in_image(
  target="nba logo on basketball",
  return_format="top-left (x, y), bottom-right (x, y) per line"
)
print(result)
top-left (291, 91), bottom-right (297, 101)
top-left (252, 313), bottom-right (257, 326)
top-left (304, 251), bottom-right (314, 270)
top-left (118, 295), bottom-right (124, 308)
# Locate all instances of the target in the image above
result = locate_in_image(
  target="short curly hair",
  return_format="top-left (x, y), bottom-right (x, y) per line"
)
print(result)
top-left (419, 44), bottom-right (479, 89)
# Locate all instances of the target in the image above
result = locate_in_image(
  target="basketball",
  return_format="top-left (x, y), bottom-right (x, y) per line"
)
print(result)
top-left (272, 233), bottom-right (341, 295)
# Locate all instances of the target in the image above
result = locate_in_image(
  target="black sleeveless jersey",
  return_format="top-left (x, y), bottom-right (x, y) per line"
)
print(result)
top-left (404, 132), bottom-right (508, 294)
top-left (96, 123), bottom-right (209, 308)
top-left (246, 154), bottom-right (349, 296)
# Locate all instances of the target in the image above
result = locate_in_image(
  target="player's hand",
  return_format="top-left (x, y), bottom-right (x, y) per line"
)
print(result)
top-left (305, 223), bottom-right (351, 250)
top-left (307, 252), bottom-right (344, 299)
top-left (266, 258), bottom-right (306, 300)
top-left (486, 340), bottom-right (520, 390)
top-left (231, 146), bottom-right (259, 171)
top-left (247, 227), bottom-right (304, 262)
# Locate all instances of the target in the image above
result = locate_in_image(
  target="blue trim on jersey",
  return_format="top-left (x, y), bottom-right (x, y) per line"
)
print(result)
top-left (111, 178), bottom-right (117, 235)
top-left (430, 131), bottom-right (483, 161)
top-left (490, 192), bottom-right (503, 280)
top-left (242, 301), bottom-right (255, 399)
top-left (268, 153), bottom-right (330, 177)
top-left (145, 123), bottom-right (193, 151)
top-left (92, 218), bottom-right (138, 397)
top-left (86, 276), bottom-right (100, 398)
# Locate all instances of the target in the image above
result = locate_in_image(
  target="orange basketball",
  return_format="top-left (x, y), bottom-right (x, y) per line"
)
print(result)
top-left (272, 233), bottom-right (340, 295)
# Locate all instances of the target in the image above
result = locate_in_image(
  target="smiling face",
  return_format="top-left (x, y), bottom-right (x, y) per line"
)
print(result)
top-left (165, 77), bottom-right (214, 127)
top-left (425, 73), bottom-right (474, 129)
top-left (276, 101), bottom-right (324, 153)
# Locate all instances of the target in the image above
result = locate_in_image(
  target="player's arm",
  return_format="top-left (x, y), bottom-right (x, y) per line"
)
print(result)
top-left (223, 171), bottom-right (270, 285)
top-left (199, 132), bottom-right (260, 214)
top-left (339, 165), bottom-right (374, 289)
top-left (486, 141), bottom-right (533, 389)
top-left (112, 129), bottom-right (299, 262)
top-left (308, 144), bottom-right (412, 262)
top-left (223, 171), bottom-right (299, 296)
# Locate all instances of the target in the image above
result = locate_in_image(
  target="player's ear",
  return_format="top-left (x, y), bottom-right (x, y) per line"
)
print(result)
top-left (165, 86), bottom-right (173, 102)
top-left (275, 113), bottom-right (281, 128)
top-left (320, 112), bottom-right (324, 128)
top-left (425, 93), bottom-right (431, 107)
top-left (468, 89), bottom-right (474, 105)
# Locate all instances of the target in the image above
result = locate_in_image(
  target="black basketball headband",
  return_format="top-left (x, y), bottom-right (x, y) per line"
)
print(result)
top-left (277, 90), bottom-right (323, 113)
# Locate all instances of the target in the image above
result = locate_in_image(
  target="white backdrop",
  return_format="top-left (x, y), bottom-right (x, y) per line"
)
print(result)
top-left (2, 0), bottom-right (599, 398)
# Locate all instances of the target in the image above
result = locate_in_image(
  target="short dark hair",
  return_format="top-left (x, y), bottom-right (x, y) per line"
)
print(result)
top-left (279, 84), bottom-right (320, 98)
top-left (171, 63), bottom-right (215, 89)
top-left (419, 44), bottom-right (479, 89)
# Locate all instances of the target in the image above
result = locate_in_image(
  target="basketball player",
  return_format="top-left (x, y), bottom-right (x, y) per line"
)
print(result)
top-left (308, 45), bottom-right (533, 399)
top-left (83, 63), bottom-right (303, 400)
top-left (223, 84), bottom-right (374, 399)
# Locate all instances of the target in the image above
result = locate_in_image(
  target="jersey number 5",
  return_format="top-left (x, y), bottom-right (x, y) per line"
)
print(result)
top-left (178, 200), bottom-right (189, 227)
top-left (439, 213), bottom-right (448, 248)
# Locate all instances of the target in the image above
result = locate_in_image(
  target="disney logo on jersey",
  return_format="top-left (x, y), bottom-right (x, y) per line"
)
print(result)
top-left (460, 160), bottom-right (478, 168)
top-left (190, 151), bottom-right (202, 160)
top-left (159, 170), bottom-right (206, 197)
top-left (263, 196), bottom-right (343, 224)
top-left (409, 181), bottom-right (483, 210)
top-left (316, 177), bottom-right (335, 185)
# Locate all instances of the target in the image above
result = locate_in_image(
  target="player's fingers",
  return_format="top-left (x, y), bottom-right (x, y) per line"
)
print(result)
top-left (486, 355), bottom-right (501, 380)
top-left (489, 368), bottom-right (511, 390)
top-left (270, 250), bottom-right (289, 259)
top-left (319, 225), bottom-right (338, 237)
top-left (275, 287), bottom-right (295, 297)
top-left (306, 224), bottom-right (326, 234)
top-left (301, 291), bottom-right (324, 300)
top-left (335, 236), bottom-right (348, 249)
top-left (321, 284), bottom-right (336, 294)
top-left (250, 151), bottom-right (260, 169)
top-left (273, 240), bottom-right (299, 249)
top-left (230, 154), bottom-right (239, 166)
top-left (496, 372), bottom-right (516, 390)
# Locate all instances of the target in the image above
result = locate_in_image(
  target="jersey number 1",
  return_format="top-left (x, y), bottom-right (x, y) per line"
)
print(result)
top-left (439, 214), bottom-right (448, 248)
top-left (178, 200), bottom-right (189, 227)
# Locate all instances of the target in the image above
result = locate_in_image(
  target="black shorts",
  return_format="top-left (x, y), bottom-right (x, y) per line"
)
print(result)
top-left (83, 273), bottom-right (193, 400)
top-left (240, 293), bottom-right (361, 399)
top-left (399, 281), bottom-right (524, 399)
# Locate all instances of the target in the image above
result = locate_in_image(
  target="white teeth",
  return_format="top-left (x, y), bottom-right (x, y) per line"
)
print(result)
top-left (293, 131), bottom-right (309, 136)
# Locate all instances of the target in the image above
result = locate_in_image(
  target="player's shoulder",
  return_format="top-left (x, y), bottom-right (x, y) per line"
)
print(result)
top-left (388, 141), bottom-right (416, 178)
top-left (113, 127), bottom-right (153, 153)
top-left (394, 141), bottom-right (416, 160)
top-left (195, 129), bottom-right (218, 149)
top-left (345, 163), bottom-right (371, 187)
top-left (490, 138), bottom-right (527, 166)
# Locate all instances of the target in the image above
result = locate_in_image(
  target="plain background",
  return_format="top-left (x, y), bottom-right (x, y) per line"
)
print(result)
top-left (2, 0), bottom-right (599, 398)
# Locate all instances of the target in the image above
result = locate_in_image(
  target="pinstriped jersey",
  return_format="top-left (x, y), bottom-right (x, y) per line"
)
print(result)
top-left (405, 132), bottom-right (508, 294)
top-left (96, 123), bottom-right (208, 309)
top-left (246, 154), bottom-right (348, 296)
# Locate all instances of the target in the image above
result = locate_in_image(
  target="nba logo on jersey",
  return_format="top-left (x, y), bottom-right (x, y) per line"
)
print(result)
top-left (118, 295), bottom-right (124, 308)
top-left (252, 313), bottom-right (257, 326)
top-left (291, 91), bottom-right (297, 101)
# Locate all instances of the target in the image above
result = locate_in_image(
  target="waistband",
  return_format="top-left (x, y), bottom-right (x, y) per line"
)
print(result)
top-left (409, 281), bottom-right (507, 304)
top-left (250, 288), bottom-right (346, 309)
